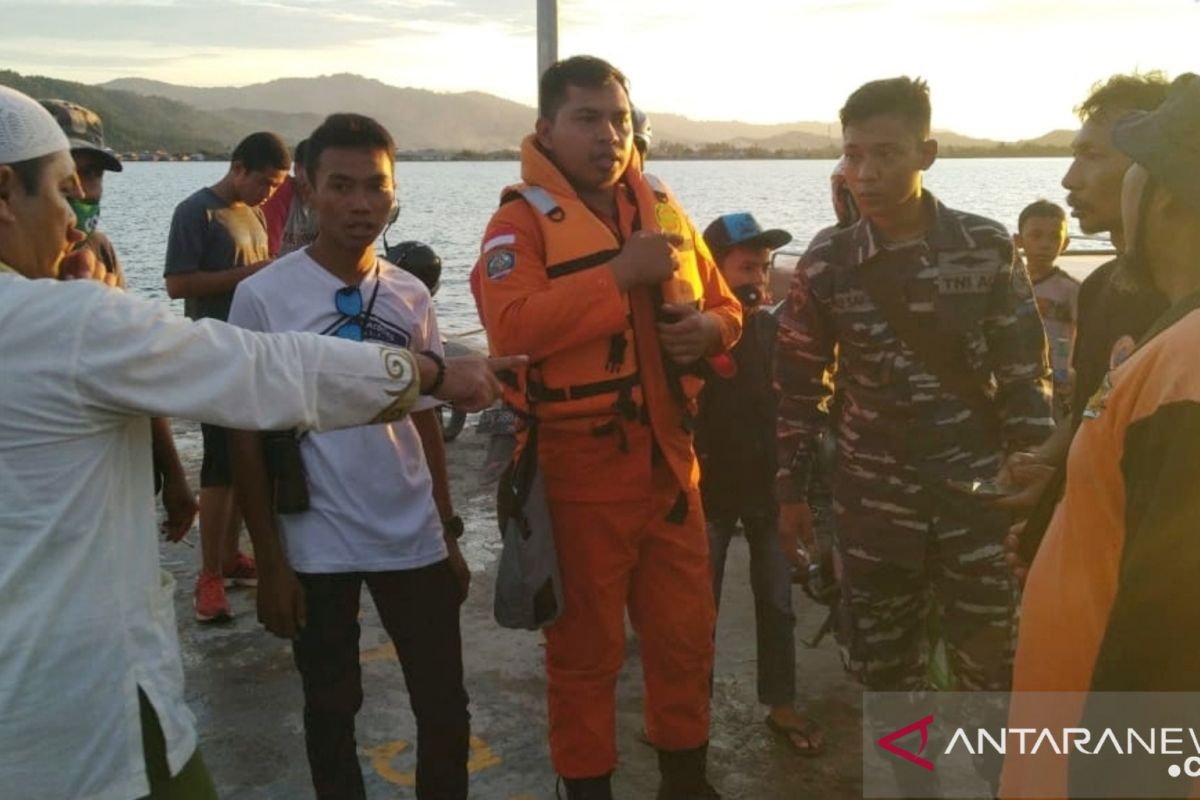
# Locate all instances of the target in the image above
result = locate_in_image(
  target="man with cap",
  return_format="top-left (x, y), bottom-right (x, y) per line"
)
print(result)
top-left (39, 99), bottom-right (126, 285)
top-left (697, 213), bottom-right (825, 756)
top-left (39, 97), bottom-right (199, 548)
top-left (0, 85), bottom-right (517, 800)
top-left (999, 73), bottom-right (1200, 800)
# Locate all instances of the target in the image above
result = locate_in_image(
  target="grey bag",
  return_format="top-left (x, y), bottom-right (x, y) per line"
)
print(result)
top-left (493, 427), bottom-right (564, 630)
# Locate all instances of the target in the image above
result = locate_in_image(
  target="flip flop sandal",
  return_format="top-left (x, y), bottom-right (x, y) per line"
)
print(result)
top-left (766, 714), bottom-right (826, 757)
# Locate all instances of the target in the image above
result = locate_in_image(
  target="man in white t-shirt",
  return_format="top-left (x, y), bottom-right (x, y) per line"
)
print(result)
top-left (0, 87), bottom-right (516, 800)
top-left (228, 112), bottom-right (471, 800)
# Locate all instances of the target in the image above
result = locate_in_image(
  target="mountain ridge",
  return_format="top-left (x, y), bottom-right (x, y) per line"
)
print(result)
top-left (0, 70), bottom-right (1074, 155)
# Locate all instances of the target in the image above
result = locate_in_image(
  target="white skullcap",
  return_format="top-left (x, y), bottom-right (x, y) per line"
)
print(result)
top-left (0, 85), bottom-right (71, 165)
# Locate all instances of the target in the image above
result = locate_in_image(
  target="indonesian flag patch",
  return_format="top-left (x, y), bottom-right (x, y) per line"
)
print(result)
top-left (482, 226), bottom-right (517, 255)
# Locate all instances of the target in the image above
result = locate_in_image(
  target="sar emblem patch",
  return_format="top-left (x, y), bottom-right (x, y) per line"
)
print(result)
top-left (1109, 335), bottom-right (1137, 369)
top-left (486, 250), bottom-right (515, 280)
top-left (654, 202), bottom-right (682, 236)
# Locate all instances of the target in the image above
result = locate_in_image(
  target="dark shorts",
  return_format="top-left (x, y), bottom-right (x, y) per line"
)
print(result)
top-left (199, 423), bottom-right (232, 488)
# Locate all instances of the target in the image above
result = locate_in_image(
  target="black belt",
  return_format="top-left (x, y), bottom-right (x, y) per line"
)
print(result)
top-left (546, 249), bottom-right (622, 280)
top-left (528, 372), bottom-right (640, 403)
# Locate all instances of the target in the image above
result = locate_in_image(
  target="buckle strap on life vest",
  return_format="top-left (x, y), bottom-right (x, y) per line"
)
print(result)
top-left (615, 380), bottom-right (639, 421)
top-left (546, 248), bottom-right (622, 279)
top-left (588, 379), bottom-right (640, 451)
top-left (605, 334), bottom-right (627, 373)
top-left (527, 372), bottom-right (640, 403)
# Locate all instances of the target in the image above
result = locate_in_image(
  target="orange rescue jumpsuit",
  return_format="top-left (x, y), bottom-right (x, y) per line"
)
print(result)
top-left (476, 136), bottom-right (741, 778)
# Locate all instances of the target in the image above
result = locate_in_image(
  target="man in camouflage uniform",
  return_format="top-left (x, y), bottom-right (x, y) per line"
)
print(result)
top-left (775, 77), bottom-right (1053, 692)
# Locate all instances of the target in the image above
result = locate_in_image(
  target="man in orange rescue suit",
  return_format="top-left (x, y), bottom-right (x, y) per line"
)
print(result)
top-left (476, 56), bottom-right (741, 800)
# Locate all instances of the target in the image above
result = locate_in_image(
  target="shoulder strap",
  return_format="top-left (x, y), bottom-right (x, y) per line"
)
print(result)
top-left (501, 185), bottom-right (565, 222)
top-left (643, 173), bottom-right (670, 201)
top-left (856, 252), bottom-right (1001, 442)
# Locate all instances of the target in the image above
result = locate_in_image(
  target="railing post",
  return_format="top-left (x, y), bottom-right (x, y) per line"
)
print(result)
top-left (537, 0), bottom-right (558, 90)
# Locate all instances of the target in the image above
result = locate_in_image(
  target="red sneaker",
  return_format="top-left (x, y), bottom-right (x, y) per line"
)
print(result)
top-left (222, 551), bottom-right (258, 588)
top-left (194, 571), bottom-right (232, 623)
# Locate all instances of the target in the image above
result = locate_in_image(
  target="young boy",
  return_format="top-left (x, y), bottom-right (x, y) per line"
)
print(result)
top-left (697, 213), bottom-right (824, 756)
top-left (1016, 199), bottom-right (1079, 421)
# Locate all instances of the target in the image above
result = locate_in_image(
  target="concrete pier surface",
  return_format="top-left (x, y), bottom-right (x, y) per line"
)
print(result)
top-left (163, 424), bottom-right (865, 799)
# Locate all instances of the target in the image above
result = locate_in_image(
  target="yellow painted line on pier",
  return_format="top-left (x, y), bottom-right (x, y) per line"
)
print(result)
top-left (366, 735), bottom-right (502, 786)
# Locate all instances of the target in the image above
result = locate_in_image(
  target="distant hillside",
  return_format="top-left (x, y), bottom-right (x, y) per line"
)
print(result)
top-left (649, 114), bottom-right (836, 146)
top-left (727, 129), bottom-right (834, 150)
top-left (103, 74), bottom-right (1067, 154)
top-left (103, 77), bottom-right (831, 150)
top-left (0, 70), bottom-right (1072, 157)
top-left (1024, 129), bottom-right (1076, 147)
top-left (0, 70), bottom-right (321, 153)
top-left (103, 74), bottom-right (535, 152)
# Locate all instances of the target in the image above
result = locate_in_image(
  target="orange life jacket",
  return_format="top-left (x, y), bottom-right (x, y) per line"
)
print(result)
top-left (482, 137), bottom-right (741, 492)
top-left (499, 172), bottom-right (706, 426)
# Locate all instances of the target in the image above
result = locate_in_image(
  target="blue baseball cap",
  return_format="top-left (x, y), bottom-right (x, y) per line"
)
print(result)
top-left (702, 212), bottom-right (792, 258)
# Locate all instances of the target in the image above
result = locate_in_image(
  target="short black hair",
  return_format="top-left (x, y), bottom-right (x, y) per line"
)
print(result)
top-left (293, 138), bottom-right (309, 167)
top-left (304, 113), bottom-right (396, 183)
top-left (1018, 199), bottom-right (1067, 232)
top-left (231, 131), bottom-right (290, 173)
top-left (840, 76), bottom-right (932, 139)
top-left (1077, 72), bottom-right (1170, 122)
top-left (8, 154), bottom-right (51, 194)
top-left (539, 55), bottom-right (630, 119)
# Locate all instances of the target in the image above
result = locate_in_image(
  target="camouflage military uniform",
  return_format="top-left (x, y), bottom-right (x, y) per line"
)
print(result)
top-left (776, 193), bottom-right (1053, 691)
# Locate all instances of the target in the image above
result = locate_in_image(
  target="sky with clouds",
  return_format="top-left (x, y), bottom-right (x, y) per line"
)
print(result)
top-left (4, 0), bottom-right (1197, 140)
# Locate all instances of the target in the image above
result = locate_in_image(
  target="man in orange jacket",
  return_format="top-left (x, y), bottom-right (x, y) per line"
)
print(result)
top-left (475, 56), bottom-right (741, 800)
top-left (999, 73), bottom-right (1200, 800)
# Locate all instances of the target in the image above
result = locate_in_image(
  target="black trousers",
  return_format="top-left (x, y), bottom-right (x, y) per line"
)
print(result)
top-left (293, 560), bottom-right (470, 799)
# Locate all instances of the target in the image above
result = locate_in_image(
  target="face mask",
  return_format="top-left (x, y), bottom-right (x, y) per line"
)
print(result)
top-left (69, 197), bottom-right (101, 243)
top-left (733, 283), bottom-right (763, 310)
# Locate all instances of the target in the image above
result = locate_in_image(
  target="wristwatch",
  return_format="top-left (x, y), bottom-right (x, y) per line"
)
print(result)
top-left (443, 514), bottom-right (464, 539)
